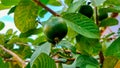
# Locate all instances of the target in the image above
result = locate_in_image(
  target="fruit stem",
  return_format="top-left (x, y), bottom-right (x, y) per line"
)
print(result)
top-left (33, 0), bottom-right (60, 17)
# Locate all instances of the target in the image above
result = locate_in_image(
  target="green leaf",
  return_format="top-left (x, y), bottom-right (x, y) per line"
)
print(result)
top-left (76, 35), bottom-right (101, 55)
top-left (39, 9), bottom-right (48, 18)
top-left (8, 6), bottom-right (16, 15)
top-left (105, 6), bottom-right (120, 13)
top-left (67, 0), bottom-right (85, 13)
top-left (30, 42), bottom-right (51, 67)
top-left (67, 27), bottom-right (77, 42)
top-left (63, 13), bottom-right (100, 39)
top-left (64, 0), bottom-right (73, 6)
top-left (0, 34), bottom-right (5, 45)
top-left (76, 55), bottom-right (99, 68)
top-left (6, 29), bottom-right (13, 35)
top-left (19, 27), bottom-right (43, 38)
top-left (5, 29), bottom-right (13, 40)
top-left (14, 0), bottom-right (39, 33)
top-left (31, 53), bottom-right (56, 68)
top-left (26, 63), bottom-right (30, 68)
top-left (57, 40), bottom-right (76, 53)
top-left (33, 35), bottom-right (47, 45)
top-left (17, 46), bottom-right (32, 59)
top-left (104, 0), bottom-right (120, 6)
top-left (40, 0), bottom-right (49, 4)
top-left (102, 56), bottom-right (118, 68)
top-left (1, 0), bottom-right (20, 6)
top-left (7, 36), bottom-right (28, 44)
top-left (100, 18), bottom-right (118, 27)
top-left (48, 0), bottom-right (61, 6)
top-left (105, 37), bottom-right (120, 59)
top-left (90, 0), bottom-right (106, 6)
top-left (98, 8), bottom-right (108, 21)
top-left (0, 4), bottom-right (11, 10)
top-left (0, 21), bottom-right (5, 31)
top-left (0, 58), bottom-right (9, 68)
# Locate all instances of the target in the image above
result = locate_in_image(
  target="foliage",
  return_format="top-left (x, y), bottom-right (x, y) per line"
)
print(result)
top-left (0, 0), bottom-right (120, 68)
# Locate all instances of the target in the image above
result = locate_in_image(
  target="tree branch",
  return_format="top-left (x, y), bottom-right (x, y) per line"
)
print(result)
top-left (99, 51), bottom-right (104, 66)
top-left (95, 7), bottom-right (99, 25)
top-left (0, 45), bottom-right (26, 68)
top-left (33, 0), bottom-right (60, 17)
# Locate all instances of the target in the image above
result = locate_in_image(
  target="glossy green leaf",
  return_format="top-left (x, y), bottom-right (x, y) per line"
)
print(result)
top-left (40, 0), bottom-right (49, 4)
top-left (8, 6), bottom-right (16, 15)
top-left (76, 34), bottom-right (101, 55)
top-left (30, 42), bottom-right (51, 67)
top-left (105, 37), bottom-right (120, 59)
top-left (104, 0), bottom-right (120, 6)
top-left (100, 18), bottom-right (118, 27)
top-left (76, 55), bottom-right (99, 68)
top-left (90, 0), bottom-right (106, 6)
top-left (0, 21), bottom-right (5, 31)
top-left (48, 0), bottom-right (61, 6)
top-left (102, 56), bottom-right (118, 68)
top-left (67, 0), bottom-right (85, 13)
top-left (39, 10), bottom-right (48, 18)
top-left (14, 0), bottom-right (39, 33)
top-left (0, 4), bottom-right (11, 10)
top-left (0, 58), bottom-right (9, 68)
top-left (98, 8), bottom-right (108, 21)
top-left (31, 53), bottom-right (56, 68)
top-left (1, 0), bottom-right (20, 6)
top-left (63, 13), bottom-right (100, 39)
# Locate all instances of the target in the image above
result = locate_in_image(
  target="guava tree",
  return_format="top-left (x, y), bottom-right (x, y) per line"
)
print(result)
top-left (0, 0), bottom-right (120, 68)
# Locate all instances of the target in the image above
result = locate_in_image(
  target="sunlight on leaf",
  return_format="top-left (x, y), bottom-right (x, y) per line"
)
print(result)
top-left (63, 13), bottom-right (100, 39)
top-left (14, 0), bottom-right (39, 33)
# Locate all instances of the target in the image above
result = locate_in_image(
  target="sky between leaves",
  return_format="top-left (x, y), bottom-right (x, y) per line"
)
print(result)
top-left (0, 5), bottom-right (63, 34)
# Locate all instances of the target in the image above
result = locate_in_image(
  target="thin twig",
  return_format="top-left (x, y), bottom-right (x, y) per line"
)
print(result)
top-left (95, 7), bottom-right (99, 25)
top-left (16, 42), bottom-right (29, 46)
top-left (0, 45), bottom-right (26, 68)
top-left (94, 6), bottom-right (104, 66)
top-left (4, 58), bottom-right (30, 63)
top-left (33, 0), bottom-right (60, 17)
